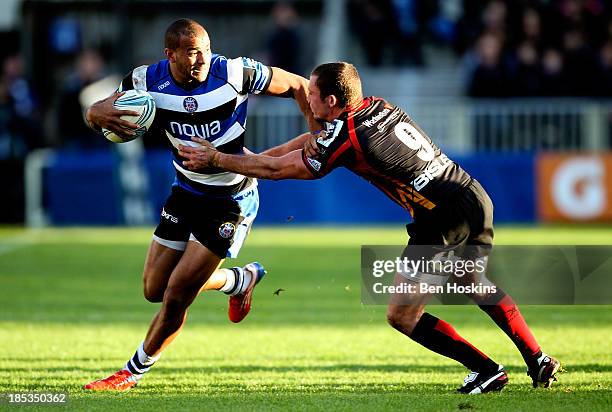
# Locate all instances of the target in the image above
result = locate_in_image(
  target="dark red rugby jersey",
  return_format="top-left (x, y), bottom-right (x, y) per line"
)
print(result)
top-left (301, 97), bottom-right (472, 218)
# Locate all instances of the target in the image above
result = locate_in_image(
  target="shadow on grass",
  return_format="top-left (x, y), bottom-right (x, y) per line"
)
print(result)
top-left (3, 362), bottom-right (611, 374)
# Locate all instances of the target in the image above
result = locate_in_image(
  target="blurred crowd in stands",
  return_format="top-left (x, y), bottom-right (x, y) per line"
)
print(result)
top-left (348, 0), bottom-right (612, 97)
top-left (0, 1), bottom-right (307, 157)
top-left (3, 0), bottom-right (612, 160)
top-left (1, 0), bottom-right (611, 223)
top-left (0, 53), bottom-right (43, 159)
top-left (462, 0), bottom-right (612, 97)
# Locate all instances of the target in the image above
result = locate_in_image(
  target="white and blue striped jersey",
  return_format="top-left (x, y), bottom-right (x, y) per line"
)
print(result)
top-left (119, 54), bottom-right (272, 195)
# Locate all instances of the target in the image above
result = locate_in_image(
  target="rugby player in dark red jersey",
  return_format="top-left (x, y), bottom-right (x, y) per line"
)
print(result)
top-left (178, 62), bottom-right (561, 393)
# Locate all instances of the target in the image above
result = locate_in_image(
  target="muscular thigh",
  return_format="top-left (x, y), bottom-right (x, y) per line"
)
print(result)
top-left (145, 186), bottom-right (199, 301)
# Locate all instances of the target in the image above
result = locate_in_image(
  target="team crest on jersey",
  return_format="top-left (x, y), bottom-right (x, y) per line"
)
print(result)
top-left (218, 222), bottom-right (236, 239)
top-left (183, 97), bottom-right (198, 113)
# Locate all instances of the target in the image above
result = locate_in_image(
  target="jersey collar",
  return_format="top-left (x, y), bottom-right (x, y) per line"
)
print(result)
top-left (343, 97), bottom-right (371, 117)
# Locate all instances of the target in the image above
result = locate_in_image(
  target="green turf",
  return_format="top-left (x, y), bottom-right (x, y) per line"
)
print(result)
top-left (0, 226), bottom-right (611, 411)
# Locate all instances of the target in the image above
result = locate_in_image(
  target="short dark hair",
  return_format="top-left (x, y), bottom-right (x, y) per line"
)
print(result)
top-left (311, 62), bottom-right (362, 108)
top-left (164, 18), bottom-right (206, 50)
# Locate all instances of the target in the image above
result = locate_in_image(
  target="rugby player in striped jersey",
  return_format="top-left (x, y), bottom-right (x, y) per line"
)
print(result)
top-left (82, 18), bottom-right (319, 391)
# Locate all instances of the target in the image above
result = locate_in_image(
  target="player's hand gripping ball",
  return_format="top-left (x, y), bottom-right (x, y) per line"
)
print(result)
top-left (102, 90), bottom-right (156, 143)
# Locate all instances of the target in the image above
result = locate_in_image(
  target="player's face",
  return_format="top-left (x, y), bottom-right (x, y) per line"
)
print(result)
top-left (168, 29), bottom-right (212, 85)
top-left (308, 75), bottom-right (334, 122)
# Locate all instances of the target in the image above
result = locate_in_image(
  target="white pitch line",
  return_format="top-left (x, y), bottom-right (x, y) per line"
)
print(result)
top-left (0, 232), bottom-right (34, 256)
top-left (0, 242), bottom-right (28, 256)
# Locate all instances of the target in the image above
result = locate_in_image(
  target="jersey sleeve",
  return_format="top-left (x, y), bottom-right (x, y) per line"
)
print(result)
top-left (117, 71), bottom-right (133, 92)
top-left (226, 57), bottom-right (272, 95)
top-left (117, 65), bottom-right (148, 92)
top-left (302, 119), bottom-right (352, 178)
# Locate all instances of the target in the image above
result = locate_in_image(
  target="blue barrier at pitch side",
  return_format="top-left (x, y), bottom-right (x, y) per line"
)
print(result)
top-left (257, 153), bottom-right (535, 224)
top-left (458, 153), bottom-right (535, 223)
top-left (45, 151), bottom-right (123, 224)
top-left (42, 150), bottom-right (535, 225)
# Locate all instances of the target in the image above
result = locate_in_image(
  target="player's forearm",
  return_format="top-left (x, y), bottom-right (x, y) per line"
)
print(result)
top-left (260, 133), bottom-right (311, 157)
top-left (212, 152), bottom-right (284, 180)
top-left (180, 140), bottom-right (312, 180)
top-left (82, 92), bottom-right (139, 136)
top-left (85, 104), bottom-right (103, 132)
top-left (267, 68), bottom-right (321, 132)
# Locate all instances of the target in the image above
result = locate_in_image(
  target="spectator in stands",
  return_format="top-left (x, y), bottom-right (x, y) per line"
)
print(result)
top-left (0, 54), bottom-right (43, 159)
top-left (597, 41), bottom-right (612, 96)
top-left (347, 0), bottom-right (396, 66)
top-left (513, 41), bottom-right (541, 96)
top-left (518, 7), bottom-right (543, 50)
top-left (389, 0), bottom-right (425, 67)
top-left (266, 1), bottom-right (303, 75)
top-left (540, 48), bottom-right (568, 96)
top-left (562, 29), bottom-right (598, 96)
top-left (426, 0), bottom-right (461, 47)
top-left (481, 0), bottom-right (508, 41)
top-left (466, 33), bottom-right (510, 97)
top-left (454, 0), bottom-right (490, 55)
top-left (56, 48), bottom-right (107, 148)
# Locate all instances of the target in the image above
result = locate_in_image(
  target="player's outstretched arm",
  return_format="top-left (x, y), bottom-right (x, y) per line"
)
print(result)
top-left (260, 131), bottom-right (326, 157)
top-left (265, 67), bottom-right (321, 133)
top-left (179, 137), bottom-right (315, 181)
top-left (85, 91), bottom-right (140, 138)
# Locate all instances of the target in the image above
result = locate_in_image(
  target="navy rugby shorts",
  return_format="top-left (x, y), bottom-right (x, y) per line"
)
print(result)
top-left (153, 184), bottom-right (259, 258)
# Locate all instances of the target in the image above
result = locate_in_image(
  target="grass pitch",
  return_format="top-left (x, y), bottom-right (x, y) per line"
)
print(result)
top-left (0, 225), bottom-right (611, 411)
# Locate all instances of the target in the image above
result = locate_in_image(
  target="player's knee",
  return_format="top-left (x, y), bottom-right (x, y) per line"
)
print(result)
top-left (143, 274), bottom-right (165, 303)
top-left (467, 291), bottom-right (496, 305)
top-left (143, 283), bottom-right (164, 303)
top-left (386, 306), bottom-right (423, 335)
top-left (386, 310), bottom-right (402, 329)
top-left (142, 268), bottom-right (168, 303)
top-left (160, 288), bottom-right (191, 321)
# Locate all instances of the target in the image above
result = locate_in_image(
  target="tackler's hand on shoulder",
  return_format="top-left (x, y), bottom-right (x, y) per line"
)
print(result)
top-left (179, 137), bottom-right (219, 171)
top-left (86, 91), bottom-right (141, 139)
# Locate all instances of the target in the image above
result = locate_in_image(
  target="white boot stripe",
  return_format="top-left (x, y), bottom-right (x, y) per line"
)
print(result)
top-left (469, 371), bottom-right (505, 393)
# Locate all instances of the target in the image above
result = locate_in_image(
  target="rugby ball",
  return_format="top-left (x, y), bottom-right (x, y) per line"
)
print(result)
top-left (102, 89), bottom-right (156, 143)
